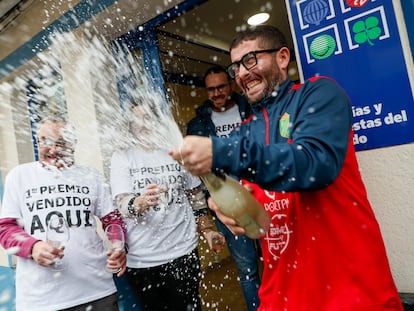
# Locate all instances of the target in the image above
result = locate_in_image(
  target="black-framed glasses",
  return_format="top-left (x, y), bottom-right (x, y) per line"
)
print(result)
top-left (37, 137), bottom-right (70, 149)
top-left (206, 83), bottom-right (230, 93)
top-left (227, 48), bottom-right (282, 78)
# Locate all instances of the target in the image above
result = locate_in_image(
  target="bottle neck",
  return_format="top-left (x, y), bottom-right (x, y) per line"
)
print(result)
top-left (200, 172), bottom-right (226, 191)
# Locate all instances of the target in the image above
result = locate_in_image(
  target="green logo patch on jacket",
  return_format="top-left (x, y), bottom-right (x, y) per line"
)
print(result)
top-left (279, 112), bottom-right (291, 138)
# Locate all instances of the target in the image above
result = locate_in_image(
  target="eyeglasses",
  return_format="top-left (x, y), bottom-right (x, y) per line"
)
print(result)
top-left (206, 83), bottom-right (230, 94)
top-left (37, 137), bottom-right (70, 149)
top-left (129, 113), bottom-right (152, 123)
top-left (227, 48), bottom-right (282, 78)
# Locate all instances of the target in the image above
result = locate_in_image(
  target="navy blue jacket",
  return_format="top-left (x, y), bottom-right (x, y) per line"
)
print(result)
top-left (186, 92), bottom-right (253, 137)
top-left (211, 77), bottom-right (353, 192)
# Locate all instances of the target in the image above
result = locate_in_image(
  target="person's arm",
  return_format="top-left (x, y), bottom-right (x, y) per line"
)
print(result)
top-left (186, 100), bottom-right (213, 137)
top-left (212, 77), bottom-right (352, 192)
top-left (116, 193), bottom-right (146, 218)
top-left (186, 117), bottom-right (205, 136)
top-left (101, 209), bottom-right (126, 236)
top-left (100, 209), bottom-right (128, 277)
top-left (0, 168), bottom-right (64, 265)
top-left (186, 185), bottom-right (226, 250)
top-left (0, 168), bottom-right (39, 258)
top-left (0, 217), bottom-right (39, 258)
top-left (0, 218), bottom-right (67, 267)
top-left (114, 183), bottom-right (160, 219)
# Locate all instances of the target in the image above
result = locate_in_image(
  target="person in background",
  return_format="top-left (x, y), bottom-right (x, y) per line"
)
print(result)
top-left (170, 25), bottom-right (403, 310)
top-left (186, 65), bottom-right (261, 311)
top-left (0, 116), bottom-right (126, 311)
top-left (110, 103), bottom-right (225, 311)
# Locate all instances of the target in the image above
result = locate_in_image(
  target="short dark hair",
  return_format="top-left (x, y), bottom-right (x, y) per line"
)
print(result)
top-left (203, 65), bottom-right (231, 86)
top-left (229, 25), bottom-right (288, 52)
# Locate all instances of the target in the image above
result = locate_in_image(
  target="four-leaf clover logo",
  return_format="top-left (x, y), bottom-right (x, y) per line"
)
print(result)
top-left (352, 16), bottom-right (382, 46)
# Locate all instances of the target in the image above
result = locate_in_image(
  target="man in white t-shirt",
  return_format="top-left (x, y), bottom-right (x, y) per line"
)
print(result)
top-left (186, 66), bottom-right (261, 311)
top-left (0, 116), bottom-right (126, 311)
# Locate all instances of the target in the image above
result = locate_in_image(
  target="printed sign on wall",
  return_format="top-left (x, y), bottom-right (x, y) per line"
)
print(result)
top-left (288, 0), bottom-right (414, 151)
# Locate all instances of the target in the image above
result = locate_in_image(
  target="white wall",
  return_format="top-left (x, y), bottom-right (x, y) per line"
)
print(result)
top-left (0, 61), bottom-right (37, 267)
top-left (357, 144), bottom-right (414, 292)
top-left (376, 0), bottom-right (414, 292)
top-left (58, 30), bottom-right (106, 174)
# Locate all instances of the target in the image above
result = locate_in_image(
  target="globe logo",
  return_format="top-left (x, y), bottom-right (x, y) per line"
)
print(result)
top-left (303, 0), bottom-right (329, 26)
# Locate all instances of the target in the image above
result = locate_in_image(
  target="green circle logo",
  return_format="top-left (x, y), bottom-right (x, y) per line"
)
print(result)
top-left (310, 34), bottom-right (336, 60)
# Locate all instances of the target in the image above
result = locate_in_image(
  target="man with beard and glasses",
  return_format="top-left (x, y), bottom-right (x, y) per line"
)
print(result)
top-left (170, 25), bottom-right (403, 310)
top-left (186, 65), bottom-right (261, 311)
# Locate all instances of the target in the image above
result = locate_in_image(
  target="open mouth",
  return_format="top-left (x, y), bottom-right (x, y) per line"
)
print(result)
top-left (246, 79), bottom-right (261, 90)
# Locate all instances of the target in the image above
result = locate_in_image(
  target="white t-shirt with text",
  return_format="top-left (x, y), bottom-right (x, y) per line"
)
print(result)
top-left (0, 162), bottom-right (117, 311)
top-left (110, 147), bottom-right (199, 268)
top-left (211, 104), bottom-right (242, 137)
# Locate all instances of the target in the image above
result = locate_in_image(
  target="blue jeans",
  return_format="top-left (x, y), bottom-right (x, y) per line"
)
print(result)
top-left (215, 218), bottom-right (261, 311)
top-left (113, 275), bottom-right (143, 311)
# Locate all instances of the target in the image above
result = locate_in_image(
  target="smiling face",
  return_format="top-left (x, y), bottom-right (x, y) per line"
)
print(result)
top-left (37, 120), bottom-right (76, 169)
top-left (130, 105), bottom-right (152, 137)
top-left (128, 105), bottom-right (161, 150)
top-left (205, 72), bottom-right (235, 112)
top-left (230, 39), bottom-right (289, 104)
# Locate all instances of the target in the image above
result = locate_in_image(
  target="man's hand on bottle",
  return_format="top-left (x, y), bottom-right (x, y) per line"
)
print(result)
top-left (207, 197), bottom-right (246, 236)
top-left (169, 136), bottom-right (213, 176)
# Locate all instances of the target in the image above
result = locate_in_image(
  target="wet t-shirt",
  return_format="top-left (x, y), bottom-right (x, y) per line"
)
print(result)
top-left (110, 147), bottom-right (199, 268)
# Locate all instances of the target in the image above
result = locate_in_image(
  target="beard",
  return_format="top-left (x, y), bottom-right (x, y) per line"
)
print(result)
top-left (263, 69), bottom-right (282, 99)
top-left (246, 66), bottom-right (283, 105)
top-left (40, 151), bottom-right (75, 170)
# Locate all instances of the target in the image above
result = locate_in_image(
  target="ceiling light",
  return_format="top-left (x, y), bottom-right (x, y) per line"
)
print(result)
top-left (247, 13), bottom-right (270, 26)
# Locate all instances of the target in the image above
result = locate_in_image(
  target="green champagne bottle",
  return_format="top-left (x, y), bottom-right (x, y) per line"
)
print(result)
top-left (201, 172), bottom-right (270, 239)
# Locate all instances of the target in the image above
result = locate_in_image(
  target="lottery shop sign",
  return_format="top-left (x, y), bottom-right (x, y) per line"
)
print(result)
top-left (288, 0), bottom-right (414, 150)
